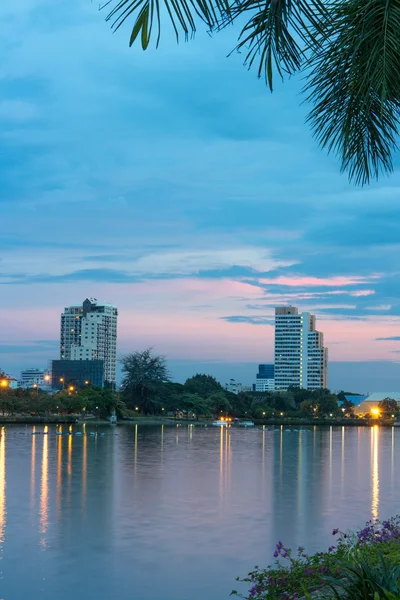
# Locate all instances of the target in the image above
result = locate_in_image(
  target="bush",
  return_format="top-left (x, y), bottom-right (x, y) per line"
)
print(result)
top-left (232, 517), bottom-right (400, 600)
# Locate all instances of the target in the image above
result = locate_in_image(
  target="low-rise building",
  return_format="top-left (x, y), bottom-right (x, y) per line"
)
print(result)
top-left (225, 379), bottom-right (242, 395)
top-left (354, 392), bottom-right (400, 415)
top-left (19, 368), bottom-right (46, 389)
top-left (252, 364), bottom-right (275, 392)
top-left (51, 359), bottom-right (104, 390)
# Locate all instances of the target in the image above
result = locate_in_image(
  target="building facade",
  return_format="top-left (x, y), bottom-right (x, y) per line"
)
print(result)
top-left (253, 364), bottom-right (275, 392)
top-left (51, 359), bottom-right (104, 390)
top-left (226, 379), bottom-right (243, 395)
top-left (274, 307), bottom-right (328, 391)
top-left (60, 298), bottom-right (118, 386)
top-left (19, 368), bottom-right (46, 389)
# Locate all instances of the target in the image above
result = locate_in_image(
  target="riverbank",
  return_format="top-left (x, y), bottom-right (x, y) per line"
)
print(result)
top-left (0, 415), bottom-right (396, 427)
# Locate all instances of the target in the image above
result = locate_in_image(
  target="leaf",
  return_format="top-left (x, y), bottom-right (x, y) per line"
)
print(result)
top-left (304, 0), bottom-right (400, 184)
top-left (102, 0), bottom-right (230, 48)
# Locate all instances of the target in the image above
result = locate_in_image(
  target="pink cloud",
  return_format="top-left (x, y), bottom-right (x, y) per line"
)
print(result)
top-left (259, 275), bottom-right (380, 287)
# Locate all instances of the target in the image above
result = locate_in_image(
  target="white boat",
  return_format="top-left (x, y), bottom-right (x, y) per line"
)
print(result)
top-left (212, 421), bottom-right (229, 427)
top-left (237, 421), bottom-right (255, 427)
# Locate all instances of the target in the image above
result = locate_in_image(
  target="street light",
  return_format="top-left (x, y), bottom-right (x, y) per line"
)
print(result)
top-left (0, 380), bottom-right (8, 388)
top-left (84, 380), bottom-right (89, 385)
top-left (262, 411), bottom-right (266, 416)
top-left (68, 385), bottom-right (75, 393)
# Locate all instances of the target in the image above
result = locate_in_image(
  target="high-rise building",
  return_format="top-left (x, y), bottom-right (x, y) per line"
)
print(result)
top-left (253, 364), bottom-right (275, 392)
top-left (60, 298), bottom-right (118, 386)
top-left (274, 307), bottom-right (328, 391)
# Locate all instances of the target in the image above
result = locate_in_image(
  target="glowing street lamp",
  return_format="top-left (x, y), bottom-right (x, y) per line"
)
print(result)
top-left (84, 380), bottom-right (89, 385)
top-left (0, 380), bottom-right (8, 388)
top-left (68, 385), bottom-right (75, 393)
top-left (371, 408), bottom-right (380, 417)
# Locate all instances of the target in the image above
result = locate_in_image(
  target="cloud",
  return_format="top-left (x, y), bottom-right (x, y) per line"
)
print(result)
top-left (376, 337), bottom-right (400, 341)
top-left (258, 275), bottom-right (381, 288)
top-left (2, 0), bottom-right (400, 389)
top-left (220, 316), bottom-right (274, 325)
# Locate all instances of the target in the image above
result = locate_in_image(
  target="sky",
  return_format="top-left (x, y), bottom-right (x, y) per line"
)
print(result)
top-left (2, 1), bottom-right (400, 392)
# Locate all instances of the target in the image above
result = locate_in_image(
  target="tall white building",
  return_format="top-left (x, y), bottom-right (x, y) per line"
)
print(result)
top-left (274, 307), bottom-right (328, 391)
top-left (60, 298), bottom-right (118, 385)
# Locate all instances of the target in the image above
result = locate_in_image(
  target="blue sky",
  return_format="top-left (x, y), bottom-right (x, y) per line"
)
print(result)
top-left (2, 0), bottom-right (400, 391)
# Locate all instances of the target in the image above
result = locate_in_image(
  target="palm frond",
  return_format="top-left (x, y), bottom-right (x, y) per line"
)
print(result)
top-left (305, 0), bottom-right (400, 185)
top-left (100, 0), bottom-right (230, 48)
top-left (228, 0), bottom-right (329, 90)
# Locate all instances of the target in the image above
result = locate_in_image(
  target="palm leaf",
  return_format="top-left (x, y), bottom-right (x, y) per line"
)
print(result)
top-left (226, 0), bottom-right (329, 91)
top-left (305, 0), bottom-right (400, 184)
top-left (101, 0), bottom-right (231, 48)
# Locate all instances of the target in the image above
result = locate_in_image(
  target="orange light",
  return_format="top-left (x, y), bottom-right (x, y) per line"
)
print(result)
top-left (60, 378), bottom-right (64, 383)
top-left (371, 408), bottom-right (380, 416)
top-left (220, 417), bottom-right (225, 421)
top-left (68, 386), bottom-right (74, 392)
top-left (0, 380), bottom-right (8, 388)
top-left (44, 375), bottom-right (50, 382)
top-left (84, 380), bottom-right (89, 385)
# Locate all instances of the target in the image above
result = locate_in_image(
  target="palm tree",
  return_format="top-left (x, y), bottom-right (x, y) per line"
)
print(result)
top-left (102, 0), bottom-right (400, 185)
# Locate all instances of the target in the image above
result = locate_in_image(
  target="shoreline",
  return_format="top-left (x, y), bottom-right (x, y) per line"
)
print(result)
top-left (0, 416), bottom-right (395, 427)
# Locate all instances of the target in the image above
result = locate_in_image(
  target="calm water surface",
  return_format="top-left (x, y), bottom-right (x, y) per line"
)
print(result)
top-left (0, 424), bottom-right (398, 599)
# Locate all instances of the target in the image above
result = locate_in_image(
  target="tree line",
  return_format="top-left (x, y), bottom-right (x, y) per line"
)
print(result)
top-left (2, 350), bottom-right (398, 420)
top-left (119, 349), bottom-right (357, 418)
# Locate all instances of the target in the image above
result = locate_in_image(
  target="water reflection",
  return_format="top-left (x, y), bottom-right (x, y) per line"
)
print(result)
top-left (30, 426), bottom-right (36, 511)
top-left (371, 426), bottom-right (379, 520)
top-left (0, 428), bottom-right (6, 548)
top-left (219, 427), bottom-right (231, 502)
top-left (56, 432), bottom-right (62, 520)
top-left (39, 427), bottom-right (49, 545)
top-left (134, 424), bottom-right (138, 477)
top-left (82, 433), bottom-right (87, 511)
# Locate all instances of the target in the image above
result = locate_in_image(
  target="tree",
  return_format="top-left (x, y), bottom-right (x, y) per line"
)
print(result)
top-left (184, 374), bottom-right (223, 397)
top-left (120, 348), bottom-right (170, 414)
top-left (102, 0), bottom-right (399, 185)
top-left (378, 398), bottom-right (399, 417)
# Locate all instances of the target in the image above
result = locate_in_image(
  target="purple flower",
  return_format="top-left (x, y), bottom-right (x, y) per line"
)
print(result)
top-left (249, 586), bottom-right (257, 598)
top-left (332, 528), bottom-right (339, 536)
top-left (273, 550), bottom-right (279, 558)
top-left (328, 546), bottom-right (336, 553)
top-left (297, 546), bottom-right (305, 555)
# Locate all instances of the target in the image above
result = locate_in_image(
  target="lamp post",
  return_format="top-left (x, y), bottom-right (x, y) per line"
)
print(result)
top-left (59, 377), bottom-right (65, 391)
top-left (33, 383), bottom-right (39, 414)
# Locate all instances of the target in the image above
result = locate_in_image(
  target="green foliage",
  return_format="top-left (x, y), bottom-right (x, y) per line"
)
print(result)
top-left (234, 517), bottom-right (400, 600)
top-left (184, 373), bottom-right (223, 396)
top-left (324, 554), bottom-right (400, 599)
top-left (120, 348), bottom-right (170, 413)
top-left (101, 0), bottom-right (399, 185)
top-left (378, 398), bottom-right (399, 417)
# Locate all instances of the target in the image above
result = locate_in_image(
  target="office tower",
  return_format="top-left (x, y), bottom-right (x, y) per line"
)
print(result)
top-left (253, 364), bottom-right (275, 392)
top-left (60, 298), bottom-right (118, 386)
top-left (274, 307), bottom-right (328, 391)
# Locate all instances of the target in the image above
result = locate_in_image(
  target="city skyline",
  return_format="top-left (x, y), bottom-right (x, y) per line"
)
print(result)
top-left (2, 3), bottom-right (400, 391)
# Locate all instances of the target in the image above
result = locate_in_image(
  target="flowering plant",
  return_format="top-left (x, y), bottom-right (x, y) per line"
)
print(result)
top-left (231, 517), bottom-right (400, 600)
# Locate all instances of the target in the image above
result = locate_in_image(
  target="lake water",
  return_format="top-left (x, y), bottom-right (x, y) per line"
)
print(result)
top-left (0, 423), bottom-right (398, 599)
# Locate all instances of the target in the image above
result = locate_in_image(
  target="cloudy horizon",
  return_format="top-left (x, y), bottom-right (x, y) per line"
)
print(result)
top-left (2, 1), bottom-right (400, 390)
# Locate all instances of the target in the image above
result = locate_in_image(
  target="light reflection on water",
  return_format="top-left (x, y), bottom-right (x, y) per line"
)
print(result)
top-left (0, 424), bottom-right (400, 600)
